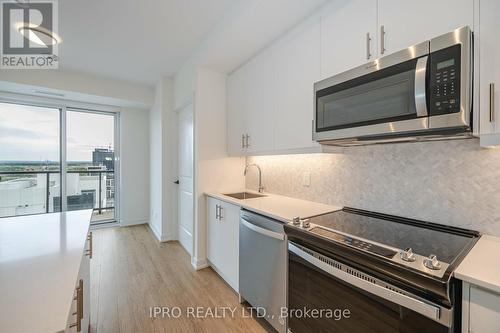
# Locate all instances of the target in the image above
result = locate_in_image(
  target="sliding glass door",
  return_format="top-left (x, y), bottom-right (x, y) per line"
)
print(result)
top-left (0, 101), bottom-right (118, 224)
top-left (66, 109), bottom-right (116, 223)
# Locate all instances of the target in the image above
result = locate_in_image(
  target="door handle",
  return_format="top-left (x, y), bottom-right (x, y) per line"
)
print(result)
top-left (380, 25), bottom-right (386, 55)
top-left (415, 56), bottom-right (429, 117)
top-left (366, 32), bottom-right (372, 60)
top-left (241, 218), bottom-right (284, 240)
top-left (245, 134), bottom-right (250, 148)
top-left (85, 232), bottom-right (93, 259)
top-left (69, 279), bottom-right (83, 332)
top-left (490, 83), bottom-right (495, 122)
top-left (218, 205), bottom-right (223, 220)
top-left (174, 180), bottom-right (179, 185)
top-left (289, 243), bottom-right (444, 324)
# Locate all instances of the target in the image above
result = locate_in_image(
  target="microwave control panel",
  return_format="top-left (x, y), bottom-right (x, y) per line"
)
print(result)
top-left (429, 44), bottom-right (461, 116)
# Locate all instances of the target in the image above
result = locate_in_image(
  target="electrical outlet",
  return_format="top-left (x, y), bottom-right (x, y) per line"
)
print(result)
top-left (302, 172), bottom-right (311, 187)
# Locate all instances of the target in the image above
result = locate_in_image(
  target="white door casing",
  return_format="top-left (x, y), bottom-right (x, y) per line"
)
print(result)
top-left (177, 103), bottom-right (194, 256)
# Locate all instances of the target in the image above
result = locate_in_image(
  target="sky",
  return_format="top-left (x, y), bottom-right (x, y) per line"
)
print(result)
top-left (0, 102), bottom-right (114, 162)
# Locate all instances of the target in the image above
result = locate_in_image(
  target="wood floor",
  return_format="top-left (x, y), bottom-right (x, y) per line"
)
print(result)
top-left (90, 224), bottom-right (272, 333)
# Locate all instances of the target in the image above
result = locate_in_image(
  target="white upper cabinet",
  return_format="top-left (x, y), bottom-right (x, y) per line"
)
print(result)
top-left (478, 0), bottom-right (500, 146)
top-left (320, 0), bottom-right (377, 80)
top-left (274, 18), bottom-right (321, 151)
top-left (227, 65), bottom-right (249, 156)
top-left (244, 50), bottom-right (276, 154)
top-left (377, 0), bottom-right (473, 56)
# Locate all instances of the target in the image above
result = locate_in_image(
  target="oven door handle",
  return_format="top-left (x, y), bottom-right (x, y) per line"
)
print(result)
top-left (241, 219), bottom-right (284, 241)
top-left (289, 243), bottom-right (449, 326)
top-left (415, 55), bottom-right (429, 117)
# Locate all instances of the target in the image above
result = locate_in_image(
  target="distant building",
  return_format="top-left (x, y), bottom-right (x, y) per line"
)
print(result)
top-left (92, 148), bottom-right (114, 171)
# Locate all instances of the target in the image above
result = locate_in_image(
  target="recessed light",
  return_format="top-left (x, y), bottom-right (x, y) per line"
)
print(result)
top-left (18, 24), bottom-right (62, 46)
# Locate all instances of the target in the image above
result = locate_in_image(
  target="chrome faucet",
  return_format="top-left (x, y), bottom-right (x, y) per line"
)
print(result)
top-left (244, 163), bottom-right (264, 193)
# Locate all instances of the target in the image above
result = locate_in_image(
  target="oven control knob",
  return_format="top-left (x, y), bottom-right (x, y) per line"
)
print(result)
top-left (423, 254), bottom-right (442, 270)
top-left (292, 217), bottom-right (301, 226)
top-left (400, 248), bottom-right (416, 262)
top-left (301, 219), bottom-right (310, 229)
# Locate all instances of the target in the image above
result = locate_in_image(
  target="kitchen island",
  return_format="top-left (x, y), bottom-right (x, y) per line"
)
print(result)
top-left (0, 210), bottom-right (93, 333)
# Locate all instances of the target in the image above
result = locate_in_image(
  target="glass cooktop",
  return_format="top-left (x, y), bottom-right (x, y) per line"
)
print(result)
top-left (307, 208), bottom-right (479, 265)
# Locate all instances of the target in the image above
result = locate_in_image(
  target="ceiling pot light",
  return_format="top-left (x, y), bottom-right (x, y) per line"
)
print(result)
top-left (18, 24), bottom-right (62, 46)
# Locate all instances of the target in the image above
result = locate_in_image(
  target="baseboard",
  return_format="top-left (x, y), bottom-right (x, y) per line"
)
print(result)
top-left (120, 219), bottom-right (149, 227)
top-left (191, 257), bottom-right (209, 270)
top-left (480, 133), bottom-right (500, 147)
top-left (148, 223), bottom-right (163, 242)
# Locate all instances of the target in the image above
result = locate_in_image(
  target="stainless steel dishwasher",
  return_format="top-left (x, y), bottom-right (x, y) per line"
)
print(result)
top-left (239, 209), bottom-right (287, 333)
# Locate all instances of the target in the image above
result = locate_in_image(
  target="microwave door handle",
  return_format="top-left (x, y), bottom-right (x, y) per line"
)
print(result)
top-left (415, 56), bottom-right (429, 117)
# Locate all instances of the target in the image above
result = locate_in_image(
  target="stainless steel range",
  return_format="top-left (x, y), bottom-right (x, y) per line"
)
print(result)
top-left (284, 207), bottom-right (480, 333)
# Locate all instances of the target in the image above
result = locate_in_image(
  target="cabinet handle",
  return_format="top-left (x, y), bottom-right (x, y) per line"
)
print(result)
top-left (219, 206), bottom-right (223, 220)
top-left (215, 204), bottom-right (219, 220)
top-left (85, 232), bottom-right (92, 259)
top-left (69, 279), bottom-right (83, 332)
top-left (366, 32), bottom-right (372, 60)
top-left (380, 25), bottom-right (386, 55)
top-left (241, 134), bottom-right (245, 149)
top-left (245, 134), bottom-right (250, 148)
top-left (490, 83), bottom-right (495, 122)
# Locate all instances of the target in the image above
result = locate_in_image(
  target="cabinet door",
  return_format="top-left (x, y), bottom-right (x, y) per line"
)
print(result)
top-left (378, 0), bottom-right (473, 56)
top-left (274, 18), bottom-right (321, 151)
top-left (479, 0), bottom-right (500, 140)
top-left (218, 202), bottom-right (240, 291)
top-left (207, 197), bottom-right (221, 267)
top-left (245, 49), bottom-right (276, 153)
top-left (80, 247), bottom-right (90, 333)
top-left (469, 286), bottom-right (500, 333)
top-left (320, 0), bottom-right (377, 79)
top-left (227, 66), bottom-right (249, 156)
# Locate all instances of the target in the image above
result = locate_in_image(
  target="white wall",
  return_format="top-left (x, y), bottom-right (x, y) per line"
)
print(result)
top-left (120, 107), bottom-right (150, 226)
top-left (148, 77), bottom-right (177, 242)
top-left (149, 83), bottom-right (163, 238)
top-left (0, 69), bottom-right (154, 109)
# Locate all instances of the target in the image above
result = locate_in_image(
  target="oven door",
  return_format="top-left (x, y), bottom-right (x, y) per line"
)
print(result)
top-left (288, 243), bottom-right (455, 333)
top-left (314, 42), bottom-right (430, 142)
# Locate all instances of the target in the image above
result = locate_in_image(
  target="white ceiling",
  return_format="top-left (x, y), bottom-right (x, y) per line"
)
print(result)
top-left (58, 0), bottom-right (241, 85)
top-left (56, 0), bottom-right (328, 86)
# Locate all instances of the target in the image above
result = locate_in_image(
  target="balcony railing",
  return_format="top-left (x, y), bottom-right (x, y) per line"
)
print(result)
top-left (0, 170), bottom-right (115, 220)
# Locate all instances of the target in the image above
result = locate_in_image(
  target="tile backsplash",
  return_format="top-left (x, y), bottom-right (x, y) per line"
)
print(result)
top-left (246, 139), bottom-right (500, 236)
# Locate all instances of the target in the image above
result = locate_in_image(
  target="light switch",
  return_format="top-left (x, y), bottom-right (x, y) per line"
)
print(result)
top-left (302, 172), bottom-right (311, 187)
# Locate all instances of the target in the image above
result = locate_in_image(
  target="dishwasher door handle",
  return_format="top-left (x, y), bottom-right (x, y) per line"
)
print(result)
top-left (241, 218), bottom-right (285, 241)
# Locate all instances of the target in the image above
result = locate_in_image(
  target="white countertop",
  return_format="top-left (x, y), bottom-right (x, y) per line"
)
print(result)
top-left (455, 235), bottom-right (500, 294)
top-left (0, 210), bottom-right (92, 333)
top-left (205, 190), bottom-right (341, 222)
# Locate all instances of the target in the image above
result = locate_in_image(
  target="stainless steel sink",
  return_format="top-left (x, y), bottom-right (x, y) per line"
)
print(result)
top-left (223, 192), bottom-right (266, 200)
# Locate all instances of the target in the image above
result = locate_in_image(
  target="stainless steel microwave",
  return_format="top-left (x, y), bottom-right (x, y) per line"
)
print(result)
top-left (313, 26), bottom-right (472, 146)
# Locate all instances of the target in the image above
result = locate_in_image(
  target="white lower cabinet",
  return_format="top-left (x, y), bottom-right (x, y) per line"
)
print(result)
top-left (66, 231), bottom-right (91, 333)
top-left (207, 197), bottom-right (239, 291)
top-left (463, 282), bottom-right (500, 333)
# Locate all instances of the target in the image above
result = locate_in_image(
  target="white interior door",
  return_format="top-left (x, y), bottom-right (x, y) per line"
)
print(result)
top-left (177, 104), bottom-right (194, 256)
